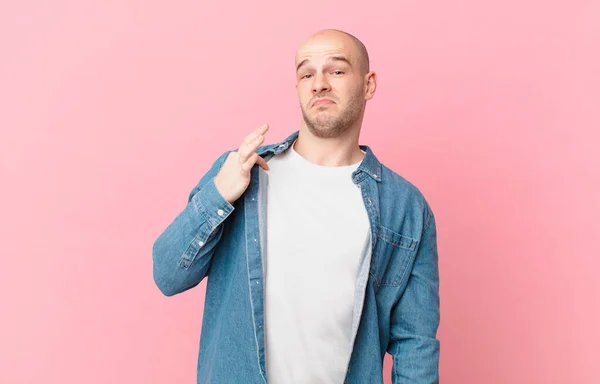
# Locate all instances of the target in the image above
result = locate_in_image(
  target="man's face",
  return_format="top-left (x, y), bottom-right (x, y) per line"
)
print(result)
top-left (295, 36), bottom-right (366, 138)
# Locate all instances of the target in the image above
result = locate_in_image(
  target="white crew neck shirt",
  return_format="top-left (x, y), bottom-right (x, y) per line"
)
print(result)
top-left (264, 139), bottom-right (371, 383)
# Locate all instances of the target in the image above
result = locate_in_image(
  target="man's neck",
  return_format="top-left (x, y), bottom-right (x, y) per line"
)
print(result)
top-left (293, 126), bottom-right (364, 167)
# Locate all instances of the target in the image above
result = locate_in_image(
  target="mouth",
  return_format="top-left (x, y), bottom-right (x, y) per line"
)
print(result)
top-left (312, 99), bottom-right (335, 108)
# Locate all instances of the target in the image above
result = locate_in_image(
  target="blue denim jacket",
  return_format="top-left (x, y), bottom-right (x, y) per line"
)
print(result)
top-left (152, 130), bottom-right (440, 383)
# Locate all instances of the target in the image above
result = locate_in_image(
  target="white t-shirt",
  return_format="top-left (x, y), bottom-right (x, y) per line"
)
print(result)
top-left (264, 139), bottom-right (370, 383)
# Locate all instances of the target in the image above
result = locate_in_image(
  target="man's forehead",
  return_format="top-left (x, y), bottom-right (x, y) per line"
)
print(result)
top-left (294, 30), bottom-right (369, 73)
top-left (295, 45), bottom-right (356, 67)
top-left (295, 50), bottom-right (354, 64)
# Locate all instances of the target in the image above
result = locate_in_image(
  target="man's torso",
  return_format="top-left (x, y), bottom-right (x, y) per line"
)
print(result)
top-left (264, 139), bottom-right (370, 383)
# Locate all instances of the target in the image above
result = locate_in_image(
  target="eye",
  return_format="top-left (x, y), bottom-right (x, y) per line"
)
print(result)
top-left (333, 71), bottom-right (344, 75)
top-left (302, 74), bottom-right (312, 79)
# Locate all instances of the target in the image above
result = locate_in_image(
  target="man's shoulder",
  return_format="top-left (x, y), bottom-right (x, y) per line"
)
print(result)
top-left (379, 163), bottom-right (425, 198)
top-left (379, 162), bottom-right (433, 217)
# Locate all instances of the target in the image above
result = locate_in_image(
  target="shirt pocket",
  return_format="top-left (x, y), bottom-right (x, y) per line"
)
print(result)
top-left (370, 225), bottom-right (418, 287)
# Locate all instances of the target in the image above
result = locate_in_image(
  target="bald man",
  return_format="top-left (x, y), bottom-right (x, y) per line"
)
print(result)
top-left (153, 29), bottom-right (440, 384)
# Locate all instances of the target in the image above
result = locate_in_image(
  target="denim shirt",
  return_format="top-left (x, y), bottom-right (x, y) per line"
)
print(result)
top-left (152, 130), bottom-right (440, 384)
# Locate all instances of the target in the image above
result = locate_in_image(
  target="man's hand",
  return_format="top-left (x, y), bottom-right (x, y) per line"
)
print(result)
top-left (214, 123), bottom-right (270, 204)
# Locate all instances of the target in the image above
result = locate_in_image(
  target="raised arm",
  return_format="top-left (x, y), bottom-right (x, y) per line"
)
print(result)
top-left (152, 149), bottom-right (234, 296)
top-left (152, 123), bottom-right (271, 296)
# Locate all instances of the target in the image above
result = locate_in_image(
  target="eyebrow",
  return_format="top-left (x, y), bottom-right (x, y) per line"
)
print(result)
top-left (296, 56), bottom-right (352, 72)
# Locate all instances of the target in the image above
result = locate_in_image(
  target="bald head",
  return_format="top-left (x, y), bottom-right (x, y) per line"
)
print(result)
top-left (295, 29), bottom-right (370, 74)
top-left (294, 29), bottom-right (376, 140)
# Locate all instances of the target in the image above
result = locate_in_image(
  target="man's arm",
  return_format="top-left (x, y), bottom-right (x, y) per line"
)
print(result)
top-left (152, 149), bottom-right (234, 296)
top-left (387, 205), bottom-right (441, 383)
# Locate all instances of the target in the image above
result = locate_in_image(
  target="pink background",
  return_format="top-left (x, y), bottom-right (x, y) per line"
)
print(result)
top-left (1, 1), bottom-right (598, 383)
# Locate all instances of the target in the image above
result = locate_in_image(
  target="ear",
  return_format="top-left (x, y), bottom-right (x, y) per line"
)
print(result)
top-left (364, 71), bottom-right (377, 101)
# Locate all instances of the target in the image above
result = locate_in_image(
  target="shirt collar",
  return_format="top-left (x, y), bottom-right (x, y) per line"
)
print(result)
top-left (258, 130), bottom-right (382, 183)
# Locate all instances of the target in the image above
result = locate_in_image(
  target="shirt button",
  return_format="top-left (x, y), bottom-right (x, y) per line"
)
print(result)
top-left (217, 209), bottom-right (224, 216)
top-left (198, 240), bottom-right (204, 246)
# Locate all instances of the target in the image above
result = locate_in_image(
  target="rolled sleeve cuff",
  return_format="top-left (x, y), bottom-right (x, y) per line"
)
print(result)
top-left (191, 177), bottom-right (235, 228)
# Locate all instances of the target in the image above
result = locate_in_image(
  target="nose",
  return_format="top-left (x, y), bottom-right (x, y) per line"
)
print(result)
top-left (312, 72), bottom-right (331, 94)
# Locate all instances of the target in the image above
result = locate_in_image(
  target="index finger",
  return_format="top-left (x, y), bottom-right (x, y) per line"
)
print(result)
top-left (238, 123), bottom-right (269, 163)
top-left (244, 123), bottom-right (269, 144)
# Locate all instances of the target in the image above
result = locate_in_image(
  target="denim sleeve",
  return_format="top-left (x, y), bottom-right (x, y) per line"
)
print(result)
top-left (387, 205), bottom-right (441, 383)
top-left (152, 150), bottom-right (234, 296)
